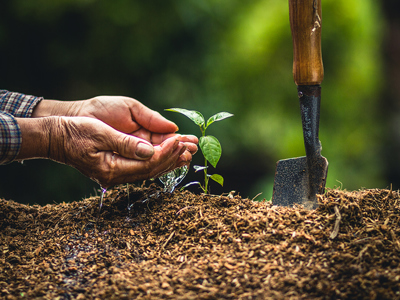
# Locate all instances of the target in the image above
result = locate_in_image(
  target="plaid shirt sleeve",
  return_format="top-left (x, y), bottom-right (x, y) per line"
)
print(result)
top-left (0, 90), bottom-right (43, 165)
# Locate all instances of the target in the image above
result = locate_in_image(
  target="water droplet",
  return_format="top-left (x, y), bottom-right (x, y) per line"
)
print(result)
top-left (159, 165), bottom-right (188, 193)
top-left (99, 187), bottom-right (107, 210)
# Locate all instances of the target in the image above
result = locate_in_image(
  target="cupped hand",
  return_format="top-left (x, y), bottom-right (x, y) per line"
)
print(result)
top-left (72, 95), bottom-right (198, 158)
top-left (75, 96), bottom-right (176, 137)
top-left (47, 116), bottom-right (194, 187)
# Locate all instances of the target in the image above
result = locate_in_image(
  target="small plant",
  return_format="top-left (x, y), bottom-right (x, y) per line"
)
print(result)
top-left (166, 108), bottom-right (233, 193)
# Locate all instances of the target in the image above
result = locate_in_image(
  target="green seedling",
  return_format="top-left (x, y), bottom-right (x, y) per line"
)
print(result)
top-left (166, 108), bottom-right (233, 194)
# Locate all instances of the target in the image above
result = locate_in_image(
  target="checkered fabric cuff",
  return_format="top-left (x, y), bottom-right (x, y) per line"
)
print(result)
top-left (0, 90), bottom-right (43, 164)
top-left (0, 112), bottom-right (21, 165)
top-left (0, 90), bottom-right (43, 117)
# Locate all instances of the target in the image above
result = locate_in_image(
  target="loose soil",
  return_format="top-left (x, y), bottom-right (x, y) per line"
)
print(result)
top-left (1, 185), bottom-right (400, 299)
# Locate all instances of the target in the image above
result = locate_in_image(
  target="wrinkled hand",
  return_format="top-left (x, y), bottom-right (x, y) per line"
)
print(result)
top-left (33, 95), bottom-right (198, 155)
top-left (70, 95), bottom-right (197, 163)
top-left (46, 116), bottom-right (194, 188)
top-left (76, 96), bottom-right (175, 134)
top-left (31, 95), bottom-right (198, 184)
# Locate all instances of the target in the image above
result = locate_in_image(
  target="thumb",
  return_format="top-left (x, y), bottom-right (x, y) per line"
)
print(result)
top-left (112, 132), bottom-right (155, 160)
top-left (134, 141), bottom-right (155, 159)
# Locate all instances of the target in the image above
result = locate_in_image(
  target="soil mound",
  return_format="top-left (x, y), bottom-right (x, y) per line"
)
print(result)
top-left (1, 186), bottom-right (400, 299)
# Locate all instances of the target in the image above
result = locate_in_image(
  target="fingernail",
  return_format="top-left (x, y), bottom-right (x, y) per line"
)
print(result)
top-left (136, 142), bottom-right (154, 158)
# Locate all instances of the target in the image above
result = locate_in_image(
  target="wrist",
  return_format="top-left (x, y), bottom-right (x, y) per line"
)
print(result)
top-left (31, 99), bottom-right (84, 117)
top-left (16, 116), bottom-right (65, 162)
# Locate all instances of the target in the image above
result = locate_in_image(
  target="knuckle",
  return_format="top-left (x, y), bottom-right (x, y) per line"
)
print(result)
top-left (120, 135), bottom-right (133, 155)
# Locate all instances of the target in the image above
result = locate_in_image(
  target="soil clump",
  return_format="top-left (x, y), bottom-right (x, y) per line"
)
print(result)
top-left (1, 185), bottom-right (400, 299)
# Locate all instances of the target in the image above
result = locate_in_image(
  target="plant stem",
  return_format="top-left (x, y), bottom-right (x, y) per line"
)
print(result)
top-left (204, 158), bottom-right (208, 193)
top-left (201, 127), bottom-right (208, 194)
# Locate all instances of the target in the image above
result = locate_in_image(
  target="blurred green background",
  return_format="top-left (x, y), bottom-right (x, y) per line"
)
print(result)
top-left (1, 0), bottom-right (399, 205)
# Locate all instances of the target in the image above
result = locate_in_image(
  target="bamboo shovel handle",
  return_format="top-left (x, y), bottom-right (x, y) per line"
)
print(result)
top-left (289, 0), bottom-right (324, 85)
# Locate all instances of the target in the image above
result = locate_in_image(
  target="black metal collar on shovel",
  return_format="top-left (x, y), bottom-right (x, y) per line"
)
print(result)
top-left (272, 0), bottom-right (328, 209)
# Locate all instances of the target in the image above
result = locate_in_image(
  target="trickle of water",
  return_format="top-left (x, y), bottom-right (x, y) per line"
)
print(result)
top-left (159, 165), bottom-right (188, 193)
top-left (99, 187), bottom-right (107, 210)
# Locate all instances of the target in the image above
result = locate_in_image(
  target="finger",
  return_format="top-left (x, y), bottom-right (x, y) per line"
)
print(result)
top-left (175, 134), bottom-right (199, 144)
top-left (131, 129), bottom-right (176, 144)
top-left (150, 133), bottom-right (199, 146)
top-left (150, 133), bottom-right (176, 144)
top-left (176, 150), bottom-right (193, 166)
top-left (182, 142), bottom-right (198, 155)
top-left (132, 101), bottom-right (178, 133)
top-left (108, 132), bottom-right (159, 161)
top-left (132, 140), bottom-right (186, 179)
top-left (131, 128), bottom-right (199, 147)
top-left (101, 139), bottom-right (186, 186)
top-left (150, 144), bottom-right (188, 178)
top-left (158, 147), bottom-right (194, 177)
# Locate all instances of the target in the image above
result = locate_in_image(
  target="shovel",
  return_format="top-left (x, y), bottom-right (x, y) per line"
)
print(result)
top-left (272, 0), bottom-right (328, 209)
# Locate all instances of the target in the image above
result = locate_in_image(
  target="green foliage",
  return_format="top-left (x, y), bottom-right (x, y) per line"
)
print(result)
top-left (199, 136), bottom-right (221, 168)
top-left (166, 108), bottom-right (233, 193)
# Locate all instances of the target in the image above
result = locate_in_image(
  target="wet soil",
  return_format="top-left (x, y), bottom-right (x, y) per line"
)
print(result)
top-left (1, 185), bottom-right (400, 299)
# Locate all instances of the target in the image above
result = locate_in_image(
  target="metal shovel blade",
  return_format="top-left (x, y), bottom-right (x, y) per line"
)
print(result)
top-left (272, 155), bottom-right (328, 209)
top-left (273, 0), bottom-right (328, 209)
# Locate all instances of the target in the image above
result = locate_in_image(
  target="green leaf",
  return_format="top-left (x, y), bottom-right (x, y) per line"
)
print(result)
top-left (210, 174), bottom-right (224, 186)
top-left (199, 135), bottom-right (221, 168)
top-left (206, 112), bottom-right (234, 128)
top-left (165, 108), bottom-right (205, 127)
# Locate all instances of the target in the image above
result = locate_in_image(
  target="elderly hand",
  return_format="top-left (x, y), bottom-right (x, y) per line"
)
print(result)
top-left (16, 116), bottom-right (194, 187)
top-left (32, 95), bottom-right (198, 160)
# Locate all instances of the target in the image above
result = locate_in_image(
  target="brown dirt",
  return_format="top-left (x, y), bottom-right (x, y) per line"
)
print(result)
top-left (1, 185), bottom-right (400, 299)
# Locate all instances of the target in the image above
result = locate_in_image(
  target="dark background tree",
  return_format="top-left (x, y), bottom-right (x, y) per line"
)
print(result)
top-left (0, 0), bottom-right (394, 204)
